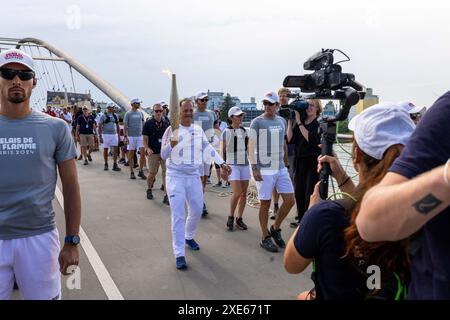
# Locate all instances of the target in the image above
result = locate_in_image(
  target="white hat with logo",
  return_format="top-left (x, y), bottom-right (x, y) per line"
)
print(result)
top-left (348, 102), bottom-right (415, 160)
top-left (0, 49), bottom-right (35, 71)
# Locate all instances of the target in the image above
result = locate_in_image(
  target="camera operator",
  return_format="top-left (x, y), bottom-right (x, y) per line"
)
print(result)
top-left (287, 99), bottom-right (322, 227)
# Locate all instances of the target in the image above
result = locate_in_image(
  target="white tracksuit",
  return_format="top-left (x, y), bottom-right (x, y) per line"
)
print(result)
top-left (161, 123), bottom-right (225, 258)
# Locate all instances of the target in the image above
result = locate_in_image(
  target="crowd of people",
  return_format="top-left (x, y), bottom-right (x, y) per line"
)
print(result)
top-left (1, 49), bottom-right (448, 300)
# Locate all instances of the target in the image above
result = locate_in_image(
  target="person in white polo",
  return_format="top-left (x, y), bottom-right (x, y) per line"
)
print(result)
top-left (98, 103), bottom-right (121, 171)
top-left (161, 98), bottom-right (231, 270)
top-left (248, 91), bottom-right (295, 253)
top-left (124, 98), bottom-right (146, 180)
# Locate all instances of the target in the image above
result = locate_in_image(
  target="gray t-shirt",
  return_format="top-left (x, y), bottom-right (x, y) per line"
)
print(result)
top-left (124, 110), bottom-right (144, 137)
top-left (0, 110), bottom-right (77, 240)
top-left (249, 114), bottom-right (287, 171)
top-left (100, 113), bottom-right (118, 134)
top-left (221, 127), bottom-right (249, 166)
top-left (193, 109), bottom-right (216, 141)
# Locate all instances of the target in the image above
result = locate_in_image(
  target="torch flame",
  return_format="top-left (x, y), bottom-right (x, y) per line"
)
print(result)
top-left (162, 69), bottom-right (173, 79)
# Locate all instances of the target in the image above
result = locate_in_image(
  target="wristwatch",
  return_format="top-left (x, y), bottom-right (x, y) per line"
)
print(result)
top-left (65, 235), bottom-right (81, 245)
top-left (251, 164), bottom-right (260, 171)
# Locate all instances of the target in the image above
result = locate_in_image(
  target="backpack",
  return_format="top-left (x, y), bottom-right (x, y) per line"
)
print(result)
top-left (223, 126), bottom-right (248, 163)
top-left (103, 113), bottom-right (118, 124)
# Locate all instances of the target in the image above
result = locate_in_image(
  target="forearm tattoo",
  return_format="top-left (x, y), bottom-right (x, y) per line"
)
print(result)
top-left (412, 194), bottom-right (443, 215)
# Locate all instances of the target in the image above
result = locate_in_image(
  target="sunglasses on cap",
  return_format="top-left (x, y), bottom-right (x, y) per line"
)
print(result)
top-left (0, 68), bottom-right (35, 81)
top-left (263, 100), bottom-right (276, 106)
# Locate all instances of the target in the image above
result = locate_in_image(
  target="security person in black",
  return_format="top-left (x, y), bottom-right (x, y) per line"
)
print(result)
top-left (142, 103), bottom-right (170, 204)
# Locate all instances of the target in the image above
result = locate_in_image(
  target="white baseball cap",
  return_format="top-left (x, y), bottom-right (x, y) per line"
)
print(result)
top-left (195, 91), bottom-right (208, 100)
top-left (398, 101), bottom-right (426, 115)
top-left (262, 91), bottom-right (279, 104)
top-left (228, 106), bottom-right (245, 118)
top-left (106, 102), bottom-right (115, 108)
top-left (159, 100), bottom-right (168, 107)
top-left (0, 49), bottom-right (35, 72)
top-left (130, 98), bottom-right (142, 105)
top-left (348, 102), bottom-right (415, 160)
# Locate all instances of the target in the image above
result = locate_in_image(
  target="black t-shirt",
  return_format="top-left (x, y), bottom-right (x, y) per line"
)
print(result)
top-left (294, 200), bottom-right (367, 300)
top-left (290, 119), bottom-right (321, 159)
top-left (77, 114), bottom-right (96, 135)
top-left (389, 91), bottom-right (450, 300)
top-left (142, 117), bottom-right (170, 154)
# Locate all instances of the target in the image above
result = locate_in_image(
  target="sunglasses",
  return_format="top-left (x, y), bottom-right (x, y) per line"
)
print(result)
top-left (233, 114), bottom-right (244, 118)
top-left (154, 110), bottom-right (163, 113)
top-left (263, 101), bottom-right (276, 106)
top-left (199, 98), bottom-right (209, 102)
top-left (0, 68), bottom-right (35, 81)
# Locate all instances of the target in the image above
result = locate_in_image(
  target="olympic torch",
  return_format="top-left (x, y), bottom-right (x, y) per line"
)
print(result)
top-left (168, 74), bottom-right (180, 143)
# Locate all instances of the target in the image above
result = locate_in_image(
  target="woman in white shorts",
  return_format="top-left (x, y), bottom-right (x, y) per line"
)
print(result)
top-left (221, 107), bottom-right (250, 231)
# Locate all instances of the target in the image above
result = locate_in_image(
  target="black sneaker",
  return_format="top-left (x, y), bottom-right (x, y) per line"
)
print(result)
top-left (104, 163), bottom-right (109, 171)
top-left (235, 217), bottom-right (248, 230)
top-left (133, 163), bottom-right (139, 169)
top-left (163, 195), bottom-right (170, 205)
top-left (124, 162), bottom-right (129, 166)
top-left (138, 170), bottom-right (147, 180)
top-left (160, 184), bottom-right (165, 191)
top-left (112, 163), bottom-right (121, 171)
top-left (130, 172), bottom-right (136, 180)
top-left (260, 236), bottom-right (278, 253)
top-left (77, 155), bottom-right (83, 160)
top-left (84, 159), bottom-right (89, 165)
top-left (270, 225), bottom-right (286, 248)
top-left (119, 158), bottom-right (125, 164)
top-left (226, 216), bottom-right (234, 231)
top-left (201, 203), bottom-right (208, 218)
top-left (214, 181), bottom-right (222, 187)
top-left (146, 189), bottom-right (154, 200)
top-left (87, 154), bottom-right (92, 162)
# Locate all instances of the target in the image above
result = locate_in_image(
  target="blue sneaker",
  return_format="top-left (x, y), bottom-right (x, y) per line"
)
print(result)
top-left (185, 239), bottom-right (200, 250)
top-left (176, 256), bottom-right (187, 270)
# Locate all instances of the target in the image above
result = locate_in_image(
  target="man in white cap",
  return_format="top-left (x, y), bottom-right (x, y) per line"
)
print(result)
top-left (193, 91), bottom-right (217, 217)
top-left (0, 49), bottom-right (81, 299)
top-left (398, 101), bottom-right (426, 125)
top-left (124, 98), bottom-right (146, 180)
top-left (248, 91), bottom-right (295, 253)
top-left (98, 102), bottom-right (121, 171)
top-left (161, 98), bottom-right (231, 270)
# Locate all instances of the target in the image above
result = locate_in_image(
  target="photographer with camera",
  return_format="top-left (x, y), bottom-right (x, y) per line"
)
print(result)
top-left (284, 103), bottom-right (415, 300)
top-left (286, 99), bottom-right (322, 227)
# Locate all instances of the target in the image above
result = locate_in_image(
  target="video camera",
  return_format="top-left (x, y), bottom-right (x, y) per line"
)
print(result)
top-left (282, 49), bottom-right (366, 199)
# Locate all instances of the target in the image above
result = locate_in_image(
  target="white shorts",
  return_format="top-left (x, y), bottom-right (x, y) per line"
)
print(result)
top-left (0, 229), bottom-right (61, 300)
top-left (102, 134), bottom-right (118, 148)
top-left (127, 136), bottom-right (144, 151)
top-left (255, 167), bottom-right (294, 200)
top-left (228, 165), bottom-right (251, 181)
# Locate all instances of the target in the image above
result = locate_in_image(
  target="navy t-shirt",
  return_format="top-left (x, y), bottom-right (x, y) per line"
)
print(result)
top-left (77, 114), bottom-right (96, 135)
top-left (142, 117), bottom-right (170, 154)
top-left (389, 91), bottom-right (450, 300)
top-left (294, 200), bottom-right (366, 300)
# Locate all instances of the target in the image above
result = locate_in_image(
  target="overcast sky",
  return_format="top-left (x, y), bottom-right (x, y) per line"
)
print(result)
top-left (2, 0), bottom-right (449, 108)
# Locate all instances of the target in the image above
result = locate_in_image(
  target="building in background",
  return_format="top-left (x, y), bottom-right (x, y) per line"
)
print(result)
top-left (47, 91), bottom-right (93, 109)
top-left (355, 88), bottom-right (379, 114)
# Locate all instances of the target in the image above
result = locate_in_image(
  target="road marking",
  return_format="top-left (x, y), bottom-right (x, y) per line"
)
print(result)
top-left (55, 186), bottom-right (124, 300)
